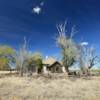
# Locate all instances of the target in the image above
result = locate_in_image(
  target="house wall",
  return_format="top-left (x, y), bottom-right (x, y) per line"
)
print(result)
top-left (48, 62), bottom-right (62, 73)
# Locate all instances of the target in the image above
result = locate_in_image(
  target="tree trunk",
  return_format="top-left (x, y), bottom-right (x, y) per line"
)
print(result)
top-left (65, 66), bottom-right (69, 73)
top-left (20, 67), bottom-right (23, 77)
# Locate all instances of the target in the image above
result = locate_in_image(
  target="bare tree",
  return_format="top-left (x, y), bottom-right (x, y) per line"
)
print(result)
top-left (15, 37), bottom-right (31, 76)
top-left (78, 44), bottom-right (100, 75)
top-left (78, 43), bottom-right (88, 74)
top-left (87, 46), bottom-right (99, 69)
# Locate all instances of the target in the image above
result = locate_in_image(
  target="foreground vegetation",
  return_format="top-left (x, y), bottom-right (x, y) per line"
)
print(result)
top-left (0, 74), bottom-right (100, 100)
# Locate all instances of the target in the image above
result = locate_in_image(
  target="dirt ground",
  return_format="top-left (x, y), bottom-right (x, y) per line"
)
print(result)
top-left (0, 74), bottom-right (100, 100)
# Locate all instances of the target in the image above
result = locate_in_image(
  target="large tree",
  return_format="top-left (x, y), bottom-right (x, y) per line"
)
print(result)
top-left (0, 45), bottom-right (15, 70)
top-left (56, 21), bottom-right (79, 72)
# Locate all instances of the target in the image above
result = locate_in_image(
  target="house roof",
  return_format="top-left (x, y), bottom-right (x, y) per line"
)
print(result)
top-left (43, 57), bottom-right (62, 66)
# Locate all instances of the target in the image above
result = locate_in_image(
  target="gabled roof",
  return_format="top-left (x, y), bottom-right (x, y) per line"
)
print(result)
top-left (43, 57), bottom-right (61, 66)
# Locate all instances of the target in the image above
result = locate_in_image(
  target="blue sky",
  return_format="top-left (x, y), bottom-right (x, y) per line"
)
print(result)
top-left (0, 0), bottom-right (100, 61)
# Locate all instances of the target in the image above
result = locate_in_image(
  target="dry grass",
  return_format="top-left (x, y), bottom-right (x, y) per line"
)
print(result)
top-left (0, 74), bottom-right (100, 100)
top-left (0, 71), bottom-right (17, 74)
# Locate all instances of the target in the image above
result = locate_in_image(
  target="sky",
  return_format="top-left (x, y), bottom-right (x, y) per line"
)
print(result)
top-left (0, 0), bottom-right (100, 60)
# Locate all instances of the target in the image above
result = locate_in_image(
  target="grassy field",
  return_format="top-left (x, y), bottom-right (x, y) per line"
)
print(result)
top-left (0, 74), bottom-right (100, 100)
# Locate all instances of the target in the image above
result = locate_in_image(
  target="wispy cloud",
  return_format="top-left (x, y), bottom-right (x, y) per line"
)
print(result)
top-left (81, 42), bottom-right (88, 46)
top-left (40, 2), bottom-right (44, 6)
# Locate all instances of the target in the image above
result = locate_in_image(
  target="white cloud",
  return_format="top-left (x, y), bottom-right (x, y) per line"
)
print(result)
top-left (81, 42), bottom-right (88, 46)
top-left (32, 6), bottom-right (41, 14)
top-left (32, 1), bottom-right (45, 15)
